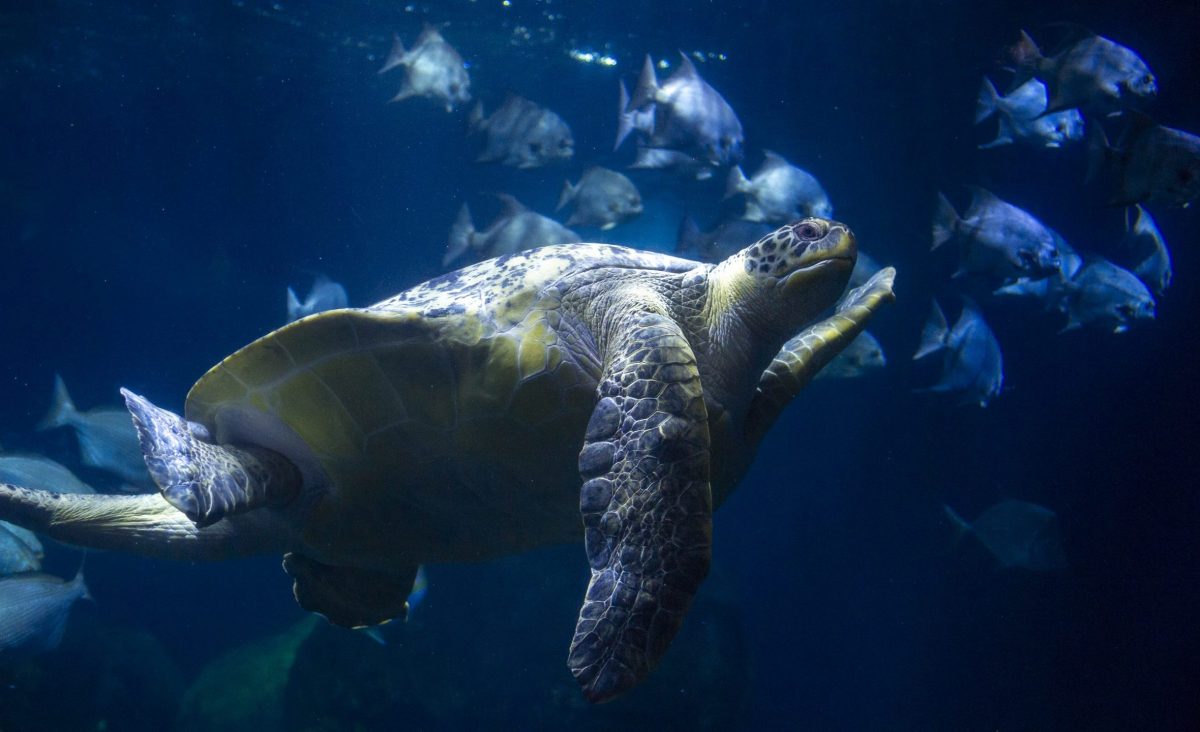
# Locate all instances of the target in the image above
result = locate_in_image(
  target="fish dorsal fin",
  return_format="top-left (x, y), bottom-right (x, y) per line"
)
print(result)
top-left (1130, 203), bottom-right (1156, 236)
top-left (674, 51), bottom-right (700, 78)
top-left (628, 55), bottom-right (659, 111)
top-left (956, 297), bottom-right (984, 333)
top-left (493, 193), bottom-right (527, 216)
top-left (416, 22), bottom-right (443, 45)
top-left (913, 300), bottom-right (949, 360)
top-left (964, 186), bottom-right (1003, 215)
top-left (760, 150), bottom-right (791, 171)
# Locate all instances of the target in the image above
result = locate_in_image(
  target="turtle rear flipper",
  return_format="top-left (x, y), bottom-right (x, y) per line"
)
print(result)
top-left (122, 390), bottom-right (302, 527)
top-left (284, 553), bottom-right (418, 628)
top-left (568, 308), bottom-right (712, 703)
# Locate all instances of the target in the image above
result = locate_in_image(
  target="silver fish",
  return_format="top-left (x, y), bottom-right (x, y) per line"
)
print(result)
top-left (556, 167), bottom-right (643, 230)
top-left (945, 501), bottom-right (1067, 571)
top-left (1008, 29), bottom-right (1156, 115)
top-left (1088, 114), bottom-right (1200, 207)
top-left (36, 376), bottom-right (149, 488)
top-left (0, 454), bottom-right (95, 495)
top-left (378, 25), bottom-right (471, 112)
top-left (992, 231), bottom-right (1081, 310)
top-left (617, 53), bottom-right (744, 178)
top-left (1121, 204), bottom-right (1171, 296)
top-left (0, 567), bottom-right (89, 656)
top-left (287, 275), bottom-right (349, 323)
top-left (816, 332), bottom-right (886, 380)
top-left (1061, 258), bottom-right (1155, 333)
top-left (724, 151), bottom-right (833, 223)
top-left (675, 216), bottom-right (773, 263)
top-left (469, 96), bottom-right (574, 169)
top-left (975, 78), bottom-right (1084, 149)
top-left (913, 299), bottom-right (1003, 407)
top-left (445, 195), bottom-right (581, 266)
top-left (932, 188), bottom-right (1061, 280)
top-left (0, 522), bottom-right (41, 576)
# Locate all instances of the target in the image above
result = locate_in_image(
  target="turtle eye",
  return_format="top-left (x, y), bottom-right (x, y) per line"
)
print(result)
top-left (795, 222), bottom-right (823, 240)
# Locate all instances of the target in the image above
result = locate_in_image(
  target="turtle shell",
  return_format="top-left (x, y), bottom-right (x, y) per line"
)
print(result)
top-left (184, 245), bottom-right (698, 567)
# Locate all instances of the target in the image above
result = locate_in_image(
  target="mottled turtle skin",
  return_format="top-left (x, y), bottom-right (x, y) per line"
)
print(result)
top-left (0, 219), bottom-right (896, 703)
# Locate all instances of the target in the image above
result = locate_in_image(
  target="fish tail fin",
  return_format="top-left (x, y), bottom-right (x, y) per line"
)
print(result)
top-left (943, 504), bottom-right (972, 539)
top-left (444, 204), bottom-right (475, 267)
top-left (468, 101), bottom-right (485, 134)
top-left (378, 33), bottom-right (407, 75)
top-left (723, 164), bottom-right (751, 200)
top-left (556, 179), bottom-right (577, 211)
top-left (1085, 120), bottom-right (1113, 184)
top-left (676, 215), bottom-right (703, 254)
top-left (628, 54), bottom-right (659, 111)
top-left (37, 374), bottom-right (78, 431)
top-left (930, 192), bottom-right (961, 250)
top-left (975, 77), bottom-right (1000, 124)
top-left (913, 301), bottom-right (949, 360)
top-left (286, 286), bottom-right (303, 322)
top-left (1006, 29), bottom-right (1043, 88)
top-left (614, 80), bottom-right (637, 151)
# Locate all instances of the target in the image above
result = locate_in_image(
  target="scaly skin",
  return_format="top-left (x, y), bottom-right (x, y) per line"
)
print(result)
top-left (123, 390), bottom-right (301, 527)
top-left (569, 306), bottom-right (712, 702)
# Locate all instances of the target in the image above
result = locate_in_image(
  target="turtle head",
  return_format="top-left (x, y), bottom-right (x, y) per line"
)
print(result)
top-left (706, 218), bottom-right (856, 341)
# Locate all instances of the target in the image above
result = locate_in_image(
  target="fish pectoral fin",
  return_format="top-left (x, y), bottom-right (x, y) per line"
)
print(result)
top-left (284, 553), bottom-right (419, 628)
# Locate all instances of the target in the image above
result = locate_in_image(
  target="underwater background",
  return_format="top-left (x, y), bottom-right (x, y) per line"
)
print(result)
top-left (1, 0), bottom-right (1198, 729)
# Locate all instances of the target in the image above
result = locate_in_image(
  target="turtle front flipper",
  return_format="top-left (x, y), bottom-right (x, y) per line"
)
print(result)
top-left (283, 553), bottom-right (418, 628)
top-left (568, 310), bottom-right (712, 703)
top-left (121, 390), bottom-right (302, 527)
top-left (746, 267), bottom-right (897, 443)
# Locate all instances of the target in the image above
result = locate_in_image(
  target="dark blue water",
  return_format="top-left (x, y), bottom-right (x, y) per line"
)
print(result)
top-left (2, 1), bottom-right (1198, 729)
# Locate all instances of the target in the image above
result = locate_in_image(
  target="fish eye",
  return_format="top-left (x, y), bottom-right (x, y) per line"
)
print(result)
top-left (560, 139), bottom-right (572, 148)
top-left (608, 201), bottom-right (620, 211)
top-left (794, 221), bottom-right (823, 240)
top-left (529, 142), bottom-right (542, 154)
top-left (450, 83), bottom-right (460, 92)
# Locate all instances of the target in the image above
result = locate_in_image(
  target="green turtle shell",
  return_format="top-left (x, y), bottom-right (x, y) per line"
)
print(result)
top-left (185, 245), bottom-right (699, 568)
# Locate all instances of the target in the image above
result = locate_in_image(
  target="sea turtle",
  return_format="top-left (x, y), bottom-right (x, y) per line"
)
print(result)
top-left (0, 218), bottom-right (894, 702)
